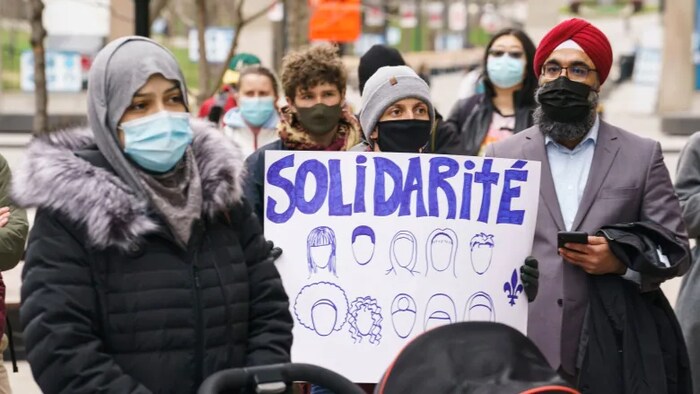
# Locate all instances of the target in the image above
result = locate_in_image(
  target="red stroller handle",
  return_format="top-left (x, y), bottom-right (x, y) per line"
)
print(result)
top-left (198, 363), bottom-right (365, 394)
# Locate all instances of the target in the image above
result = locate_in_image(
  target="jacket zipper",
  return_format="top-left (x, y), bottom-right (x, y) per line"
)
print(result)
top-left (192, 263), bottom-right (203, 387)
top-left (189, 221), bottom-right (205, 389)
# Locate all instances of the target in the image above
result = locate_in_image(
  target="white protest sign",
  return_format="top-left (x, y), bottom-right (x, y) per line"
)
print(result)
top-left (264, 151), bottom-right (541, 383)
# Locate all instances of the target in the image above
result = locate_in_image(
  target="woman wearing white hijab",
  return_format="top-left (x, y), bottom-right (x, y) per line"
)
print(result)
top-left (12, 36), bottom-right (292, 393)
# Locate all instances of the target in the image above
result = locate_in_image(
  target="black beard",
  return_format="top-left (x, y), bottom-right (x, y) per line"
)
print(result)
top-left (533, 88), bottom-right (599, 143)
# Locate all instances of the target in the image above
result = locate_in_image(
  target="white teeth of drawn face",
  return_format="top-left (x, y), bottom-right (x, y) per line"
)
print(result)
top-left (310, 244), bottom-right (333, 270)
top-left (428, 230), bottom-right (457, 272)
top-left (393, 237), bottom-right (415, 269)
top-left (352, 235), bottom-right (374, 265)
top-left (311, 299), bottom-right (337, 336)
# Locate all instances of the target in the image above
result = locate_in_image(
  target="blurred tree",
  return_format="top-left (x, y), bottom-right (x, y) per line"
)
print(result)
top-left (27, 0), bottom-right (48, 134)
top-left (197, 0), bottom-right (277, 102)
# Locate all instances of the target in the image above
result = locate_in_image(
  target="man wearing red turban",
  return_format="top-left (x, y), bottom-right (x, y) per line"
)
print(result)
top-left (485, 18), bottom-right (690, 391)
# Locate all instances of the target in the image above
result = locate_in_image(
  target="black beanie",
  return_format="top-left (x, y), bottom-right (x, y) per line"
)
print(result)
top-left (358, 45), bottom-right (406, 95)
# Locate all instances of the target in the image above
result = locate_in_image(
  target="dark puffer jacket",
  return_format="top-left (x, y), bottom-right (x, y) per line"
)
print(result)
top-left (12, 121), bottom-right (293, 394)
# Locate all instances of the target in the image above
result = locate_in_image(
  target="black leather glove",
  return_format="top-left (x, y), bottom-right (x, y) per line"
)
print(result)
top-left (266, 240), bottom-right (283, 261)
top-left (520, 256), bottom-right (539, 303)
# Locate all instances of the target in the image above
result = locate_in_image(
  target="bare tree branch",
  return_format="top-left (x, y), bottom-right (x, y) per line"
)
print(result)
top-left (206, 0), bottom-right (277, 98)
top-left (27, 0), bottom-right (48, 134)
top-left (195, 0), bottom-right (210, 104)
top-left (149, 0), bottom-right (170, 26)
top-left (173, 0), bottom-right (195, 28)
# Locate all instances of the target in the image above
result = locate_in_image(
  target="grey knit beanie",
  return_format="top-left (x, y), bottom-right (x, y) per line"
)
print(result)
top-left (359, 65), bottom-right (435, 143)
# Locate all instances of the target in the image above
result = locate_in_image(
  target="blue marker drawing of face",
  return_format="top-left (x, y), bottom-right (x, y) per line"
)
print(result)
top-left (352, 225), bottom-right (376, 266)
top-left (426, 228), bottom-right (458, 277)
top-left (470, 233), bottom-right (495, 275)
top-left (387, 230), bottom-right (419, 276)
top-left (348, 296), bottom-right (383, 344)
top-left (423, 293), bottom-right (456, 331)
top-left (391, 293), bottom-right (417, 339)
top-left (464, 291), bottom-right (496, 322)
top-left (307, 226), bottom-right (337, 277)
top-left (294, 282), bottom-right (349, 337)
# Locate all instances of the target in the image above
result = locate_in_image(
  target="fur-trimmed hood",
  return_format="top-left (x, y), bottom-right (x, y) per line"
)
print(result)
top-left (12, 118), bottom-right (246, 251)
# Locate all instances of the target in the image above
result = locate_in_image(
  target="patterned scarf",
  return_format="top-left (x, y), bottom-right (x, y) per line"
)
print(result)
top-left (277, 105), bottom-right (362, 151)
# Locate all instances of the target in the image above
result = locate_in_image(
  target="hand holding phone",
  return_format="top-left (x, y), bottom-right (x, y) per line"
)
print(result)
top-left (557, 231), bottom-right (588, 249)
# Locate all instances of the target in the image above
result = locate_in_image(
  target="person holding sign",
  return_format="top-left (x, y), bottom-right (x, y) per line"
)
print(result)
top-left (12, 37), bottom-right (293, 393)
top-left (355, 64), bottom-right (539, 301)
top-left (485, 18), bottom-right (688, 386)
top-left (244, 44), bottom-right (362, 228)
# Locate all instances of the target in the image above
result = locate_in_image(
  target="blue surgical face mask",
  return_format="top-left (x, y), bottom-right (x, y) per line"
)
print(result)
top-left (239, 96), bottom-right (276, 127)
top-left (486, 55), bottom-right (525, 89)
top-left (120, 111), bottom-right (193, 173)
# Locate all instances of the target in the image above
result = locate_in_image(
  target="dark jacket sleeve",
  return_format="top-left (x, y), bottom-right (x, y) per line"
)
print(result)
top-left (675, 132), bottom-right (700, 238)
top-left (243, 150), bottom-right (265, 229)
top-left (21, 209), bottom-right (151, 394)
top-left (0, 154), bottom-right (28, 270)
top-left (231, 200), bottom-right (293, 366)
top-left (639, 141), bottom-right (690, 284)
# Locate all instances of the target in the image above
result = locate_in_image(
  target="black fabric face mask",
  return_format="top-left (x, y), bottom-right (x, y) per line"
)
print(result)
top-left (296, 103), bottom-right (343, 136)
top-left (376, 120), bottom-right (432, 153)
top-left (537, 77), bottom-right (592, 123)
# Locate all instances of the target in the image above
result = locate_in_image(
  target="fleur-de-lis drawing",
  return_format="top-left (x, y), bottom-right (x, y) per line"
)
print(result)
top-left (503, 269), bottom-right (524, 306)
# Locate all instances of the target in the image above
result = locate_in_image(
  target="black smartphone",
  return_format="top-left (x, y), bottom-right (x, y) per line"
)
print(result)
top-left (557, 231), bottom-right (588, 249)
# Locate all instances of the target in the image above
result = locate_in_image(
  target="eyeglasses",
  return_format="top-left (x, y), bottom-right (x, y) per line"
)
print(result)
top-left (488, 49), bottom-right (524, 59)
top-left (541, 63), bottom-right (597, 82)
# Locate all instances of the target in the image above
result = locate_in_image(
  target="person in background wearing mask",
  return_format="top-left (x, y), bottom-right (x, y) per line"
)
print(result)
top-left (353, 65), bottom-right (434, 153)
top-left (198, 53), bottom-right (262, 124)
top-left (441, 28), bottom-right (537, 156)
top-left (222, 65), bottom-right (280, 157)
top-left (12, 37), bottom-right (292, 393)
top-left (243, 44), bottom-right (362, 228)
top-left (485, 19), bottom-right (687, 387)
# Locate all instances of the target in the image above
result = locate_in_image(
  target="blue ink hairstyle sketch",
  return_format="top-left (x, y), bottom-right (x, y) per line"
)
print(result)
top-left (387, 230), bottom-right (419, 276)
top-left (426, 228), bottom-right (458, 277)
top-left (351, 225), bottom-right (376, 266)
top-left (294, 282), bottom-right (349, 336)
top-left (464, 291), bottom-right (496, 322)
top-left (307, 226), bottom-right (337, 277)
top-left (423, 293), bottom-right (456, 331)
top-left (391, 293), bottom-right (417, 339)
top-left (503, 269), bottom-right (524, 306)
top-left (470, 233), bottom-right (495, 275)
top-left (348, 296), bottom-right (383, 344)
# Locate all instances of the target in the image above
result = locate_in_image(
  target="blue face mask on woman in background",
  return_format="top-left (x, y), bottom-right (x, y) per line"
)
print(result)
top-left (486, 56), bottom-right (525, 89)
top-left (120, 110), bottom-right (193, 173)
top-left (239, 97), bottom-right (276, 127)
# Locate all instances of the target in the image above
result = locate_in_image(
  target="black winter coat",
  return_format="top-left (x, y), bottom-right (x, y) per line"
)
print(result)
top-left (12, 121), bottom-right (293, 394)
top-left (578, 222), bottom-right (693, 394)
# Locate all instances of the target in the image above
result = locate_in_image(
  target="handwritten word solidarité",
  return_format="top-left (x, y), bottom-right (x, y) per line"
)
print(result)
top-left (266, 154), bottom-right (529, 225)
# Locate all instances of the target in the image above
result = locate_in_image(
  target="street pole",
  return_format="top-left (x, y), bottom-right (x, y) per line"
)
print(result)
top-left (134, 0), bottom-right (151, 38)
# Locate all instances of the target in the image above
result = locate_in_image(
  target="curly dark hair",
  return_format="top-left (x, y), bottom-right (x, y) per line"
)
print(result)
top-left (281, 44), bottom-right (347, 101)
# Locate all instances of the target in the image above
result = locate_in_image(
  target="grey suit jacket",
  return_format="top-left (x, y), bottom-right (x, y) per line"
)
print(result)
top-left (485, 121), bottom-right (688, 374)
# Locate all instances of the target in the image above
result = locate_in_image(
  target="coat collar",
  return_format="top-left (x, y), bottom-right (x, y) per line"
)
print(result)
top-left (12, 119), bottom-right (246, 251)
